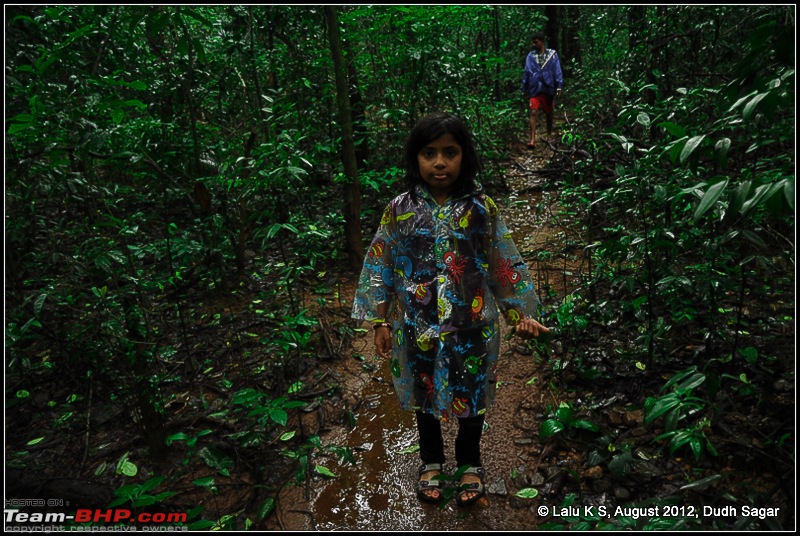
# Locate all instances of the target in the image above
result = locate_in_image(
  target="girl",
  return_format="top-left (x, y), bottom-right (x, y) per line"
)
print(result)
top-left (352, 112), bottom-right (548, 507)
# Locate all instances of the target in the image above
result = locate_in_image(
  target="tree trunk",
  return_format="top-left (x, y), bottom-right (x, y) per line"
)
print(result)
top-left (545, 5), bottom-right (560, 53)
top-left (325, 6), bottom-right (364, 272)
top-left (343, 30), bottom-right (369, 169)
top-left (563, 6), bottom-right (581, 76)
top-left (628, 5), bottom-right (656, 106)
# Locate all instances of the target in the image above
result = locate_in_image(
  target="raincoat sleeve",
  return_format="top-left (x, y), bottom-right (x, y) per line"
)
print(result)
top-left (521, 51), bottom-right (539, 98)
top-left (552, 51), bottom-right (564, 90)
top-left (483, 196), bottom-right (540, 326)
top-left (352, 203), bottom-right (397, 323)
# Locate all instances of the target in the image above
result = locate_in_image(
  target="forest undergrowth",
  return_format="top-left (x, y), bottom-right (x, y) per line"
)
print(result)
top-left (5, 138), bottom-right (794, 531)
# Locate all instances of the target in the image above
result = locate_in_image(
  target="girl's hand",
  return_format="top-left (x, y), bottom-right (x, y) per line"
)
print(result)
top-left (514, 318), bottom-right (550, 339)
top-left (375, 326), bottom-right (392, 358)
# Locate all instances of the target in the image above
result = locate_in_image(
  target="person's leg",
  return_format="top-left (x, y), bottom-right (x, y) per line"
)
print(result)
top-left (528, 108), bottom-right (538, 146)
top-left (415, 411), bottom-right (445, 500)
top-left (455, 414), bottom-right (486, 503)
top-left (537, 93), bottom-right (555, 142)
top-left (416, 410), bottom-right (445, 464)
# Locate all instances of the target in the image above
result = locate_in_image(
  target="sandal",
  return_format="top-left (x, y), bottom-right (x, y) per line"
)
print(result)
top-left (456, 466), bottom-right (486, 507)
top-left (416, 463), bottom-right (445, 504)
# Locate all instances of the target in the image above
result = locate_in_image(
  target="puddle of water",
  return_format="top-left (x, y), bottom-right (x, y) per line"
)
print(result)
top-left (312, 373), bottom-right (430, 530)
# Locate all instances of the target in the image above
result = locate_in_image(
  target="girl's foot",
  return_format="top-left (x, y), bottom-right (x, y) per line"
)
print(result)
top-left (416, 463), bottom-right (444, 503)
top-left (419, 470), bottom-right (441, 500)
top-left (456, 466), bottom-right (486, 506)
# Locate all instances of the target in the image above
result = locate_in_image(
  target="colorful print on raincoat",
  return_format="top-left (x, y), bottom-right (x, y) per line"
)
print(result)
top-left (352, 185), bottom-right (540, 420)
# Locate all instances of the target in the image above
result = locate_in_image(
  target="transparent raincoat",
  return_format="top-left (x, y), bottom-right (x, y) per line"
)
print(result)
top-left (353, 185), bottom-right (540, 420)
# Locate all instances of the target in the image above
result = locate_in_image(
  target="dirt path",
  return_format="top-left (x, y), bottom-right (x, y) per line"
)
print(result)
top-left (269, 143), bottom-right (568, 531)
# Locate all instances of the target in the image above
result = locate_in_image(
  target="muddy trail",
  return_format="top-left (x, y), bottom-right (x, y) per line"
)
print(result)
top-left (268, 141), bottom-right (581, 531)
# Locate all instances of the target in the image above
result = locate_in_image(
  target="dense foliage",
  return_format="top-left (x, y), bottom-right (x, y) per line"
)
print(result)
top-left (5, 5), bottom-right (794, 530)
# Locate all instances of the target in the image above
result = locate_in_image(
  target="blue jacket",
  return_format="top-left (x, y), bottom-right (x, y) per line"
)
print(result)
top-left (521, 48), bottom-right (563, 98)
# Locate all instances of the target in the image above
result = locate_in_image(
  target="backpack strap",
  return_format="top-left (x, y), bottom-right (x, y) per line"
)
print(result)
top-left (539, 50), bottom-right (555, 71)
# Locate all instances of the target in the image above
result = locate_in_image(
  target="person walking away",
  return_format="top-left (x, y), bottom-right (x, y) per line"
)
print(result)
top-left (521, 31), bottom-right (564, 147)
top-left (352, 112), bottom-right (549, 507)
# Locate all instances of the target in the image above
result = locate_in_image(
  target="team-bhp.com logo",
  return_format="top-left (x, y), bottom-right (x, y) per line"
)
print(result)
top-left (5, 508), bottom-right (188, 529)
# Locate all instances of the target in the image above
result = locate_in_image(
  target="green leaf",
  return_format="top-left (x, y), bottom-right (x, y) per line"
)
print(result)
top-left (232, 388), bottom-right (261, 405)
top-left (783, 177), bottom-right (794, 210)
top-left (132, 496), bottom-right (156, 507)
top-left (668, 136), bottom-right (689, 163)
top-left (121, 99), bottom-right (147, 109)
top-left (740, 183), bottom-right (771, 217)
top-left (664, 406), bottom-right (680, 432)
top-left (120, 462), bottom-right (137, 477)
top-left (8, 122), bottom-right (33, 135)
top-left (727, 90), bottom-right (757, 113)
top-left (113, 483), bottom-right (137, 499)
top-left (26, 437), bottom-right (44, 446)
top-left (515, 488), bottom-right (539, 499)
top-left (680, 134), bottom-right (706, 163)
top-left (742, 92), bottom-right (768, 120)
top-left (668, 430), bottom-right (692, 453)
top-left (165, 432), bottom-right (190, 445)
top-left (714, 138), bottom-right (731, 168)
top-left (257, 498), bottom-right (275, 521)
top-left (644, 394), bottom-right (680, 422)
top-left (110, 109), bottom-right (124, 125)
top-left (662, 366), bottom-right (698, 390)
top-left (193, 477), bottom-right (215, 487)
top-left (198, 446), bottom-right (233, 476)
top-left (689, 436), bottom-right (704, 459)
top-left (731, 180), bottom-right (752, 215)
top-left (139, 476), bottom-right (165, 493)
top-left (33, 293), bottom-right (47, 315)
top-left (675, 372), bottom-right (706, 394)
top-left (738, 346), bottom-right (758, 363)
top-left (94, 462), bottom-right (107, 476)
top-left (539, 419), bottom-right (565, 439)
top-left (314, 465), bottom-right (337, 478)
top-left (680, 473), bottom-right (722, 491)
top-left (571, 420), bottom-right (599, 432)
top-left (555, 402), bottom-right (573, 423)
top-left (115, 452), bottom-right (138, 476)
top-left (693, 178), bottom-right (729, 222)
top-left (269, 409), bottom-right (288, 426)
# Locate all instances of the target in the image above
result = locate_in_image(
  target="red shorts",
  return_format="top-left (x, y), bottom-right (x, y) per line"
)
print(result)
top-left (529, 94), bottom-right (554, 114)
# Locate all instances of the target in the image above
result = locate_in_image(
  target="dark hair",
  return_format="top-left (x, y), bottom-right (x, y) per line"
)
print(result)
top-left (532, 31), bottom-right (546, 43)
top-left (403, 112), bottom-right (482, 199)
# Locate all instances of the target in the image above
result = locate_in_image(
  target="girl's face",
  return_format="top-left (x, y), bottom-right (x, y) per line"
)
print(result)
top-left (417, 134), bottom-right (462, 203)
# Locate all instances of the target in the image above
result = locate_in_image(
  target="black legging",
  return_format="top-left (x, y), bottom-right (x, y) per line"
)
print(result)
top-left (415, 410), bottom-right (485, 468)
